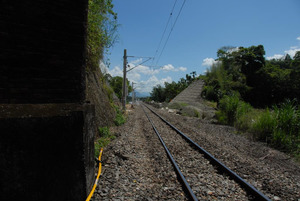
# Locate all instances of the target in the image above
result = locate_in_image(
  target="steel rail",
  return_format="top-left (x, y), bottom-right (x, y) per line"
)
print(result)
top-left (143, 103), bottom-right (271, 201)
top-left (141, 105), bottom-right (198, 201)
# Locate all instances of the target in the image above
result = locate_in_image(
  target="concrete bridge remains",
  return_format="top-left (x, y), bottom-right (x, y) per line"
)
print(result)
top-left (0, 1), bottom-right (95, 200)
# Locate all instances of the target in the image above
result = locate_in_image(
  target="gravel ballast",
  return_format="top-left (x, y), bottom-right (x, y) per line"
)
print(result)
top-left (92, 104), bottom-right (300, 200)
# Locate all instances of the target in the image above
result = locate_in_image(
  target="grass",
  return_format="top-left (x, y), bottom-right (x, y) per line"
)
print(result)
top-left (216, 97), bottom-right (300, 156)
top-left (114, 106), bottom-right (126, 126)
top-left (94, 126), bottom-right (116, 158)
top-left (94, 105), bottom-right (127, 158)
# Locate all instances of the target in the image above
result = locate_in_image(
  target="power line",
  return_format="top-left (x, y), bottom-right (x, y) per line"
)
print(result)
top-left (155, 0), bottom-right (187, 66)
top-left (152, 0), bottom-right (178, 66)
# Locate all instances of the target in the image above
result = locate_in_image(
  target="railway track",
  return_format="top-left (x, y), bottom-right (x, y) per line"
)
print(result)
top-left (142, 103), bottom-right (271, 201)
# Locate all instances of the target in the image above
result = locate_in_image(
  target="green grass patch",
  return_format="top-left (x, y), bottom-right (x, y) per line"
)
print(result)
top-left (220, 98), bottom-right (300, 156)
top-left (169, 102), bottom-right (185, 110)
top-left (94, 126), bottom-right (116, 158)
top-left (114, 106), bottom-right (126, 126)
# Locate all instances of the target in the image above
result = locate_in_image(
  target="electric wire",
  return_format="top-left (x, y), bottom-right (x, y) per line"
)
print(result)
top-left (155, 0), bottom-right (187, 66)
top-left (151, 0), bottom-right (178, 66)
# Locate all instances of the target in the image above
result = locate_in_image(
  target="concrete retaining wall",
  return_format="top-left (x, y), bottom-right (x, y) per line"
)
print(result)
top-left (0, 104), bottom-right (95, 201)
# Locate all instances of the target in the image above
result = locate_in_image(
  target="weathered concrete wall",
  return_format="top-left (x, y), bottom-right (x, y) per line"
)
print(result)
top-left (0, 1), bottom-right (96, 200)
top-left (0, 1), bottom-right (88, 103)
top-left (0, 104), bottom-right (95, 201)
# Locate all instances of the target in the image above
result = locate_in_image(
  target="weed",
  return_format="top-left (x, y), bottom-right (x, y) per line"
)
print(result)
top-left (194, 109), bottom-right (201, 118)
top-left (95, 126), bottom-right (116, 158)
top-left (251, 109), bottom-right (275, 141)
top-left (217, 94), bottom-right (240, 125)
top-left (272, 100), bottom-right (299, 152)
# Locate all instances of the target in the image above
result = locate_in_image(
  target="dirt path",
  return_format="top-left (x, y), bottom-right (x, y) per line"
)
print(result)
top-left (92, 104), bottom-right (300, 201)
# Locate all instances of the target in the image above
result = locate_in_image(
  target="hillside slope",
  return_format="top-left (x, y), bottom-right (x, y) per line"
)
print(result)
top-left (86, 67), bottom-right (116, 127)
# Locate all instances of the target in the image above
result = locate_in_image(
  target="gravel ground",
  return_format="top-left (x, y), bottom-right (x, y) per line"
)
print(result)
top-left (144, 105), bottom-right (249, 200)
top-left (92, 103), bottom-right (300, 201)
top-left (92, 105), bottom-right (187, 201)
top-left (152, 104), bottom-right (300, 201)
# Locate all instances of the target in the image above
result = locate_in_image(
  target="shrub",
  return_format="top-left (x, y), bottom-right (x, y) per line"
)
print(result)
top-left (202, 85), bottom-right (219, 102)
top-left (272, 100), bottom-right (299, 152)
top-left (251, 109), bottom-right (275, 141)
top-left (99, 126), bottom-right (110, 137)
top-left (216, 95), bottom-right (240, 125)
top-left (234, 104), bottom-right (254, 131)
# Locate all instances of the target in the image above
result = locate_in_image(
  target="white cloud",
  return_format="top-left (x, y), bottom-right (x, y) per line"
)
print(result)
top-left (161, 64), bottom-right (187, 72)
top-left (130, 58), bottom-right (143, 65)
top-left (99, 61), bottom-right (109, 75)
top-left (202, 58), bottom-right (219, 67)
top-left (109, 61), bottom-right (185, 94)
top-left (133, 65), bottom-right (160, 75)
top-left (284, 48), bottom-right (300, 58)
top-left (228, 47), bottom-right (240, 53)
top-left (127, 70), bottom-right (141, 81)
top-left (178, 67), bottom-right (187, 71)
top-left (108, 66), bottom-right (123, 77)
top-left (266, 54), bottom-right (284, 60)
top-left (266, 36), bottom-right (300, 60)
top-left (136, 76), bottom-right (172, 93)
top-left (162, 64), bottom-right (175, 71)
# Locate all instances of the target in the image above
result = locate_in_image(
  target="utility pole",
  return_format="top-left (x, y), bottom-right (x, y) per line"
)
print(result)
top-left (132, 82), bottom-right (136, 104)
top-left (122, 49), bottom-right (127, 110)
top-left (121, 49), bottom-right (152, 110)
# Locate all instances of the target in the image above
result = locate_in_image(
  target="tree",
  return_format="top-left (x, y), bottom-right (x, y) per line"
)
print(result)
top-left (108, 76), bottom-right (132, 100)
top-left (87, 0), bottom-right (118, 70)
top-left (150, 72), bottom-right (198, 102)
top-left (150, 85), bottom-right (166, 102)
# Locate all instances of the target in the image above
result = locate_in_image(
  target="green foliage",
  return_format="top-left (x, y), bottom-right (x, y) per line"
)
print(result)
top-left (99, 126), bottom-right (110, 137)
top-left (216, 94), bottom-right (253, 127)
top-left (108, 76), bottom-right (132, 100)
top-left (114, 106), bottom-right (125, 126)
top-left (150, 72), bottom-right (197, 102)
top-left (87, 0), bottom-right (118, 70)
top-left (203, 46), bottom-right (300, 107)
top-left (150, 84), bottom-right (166, 102)
top-left (201, 85), bottom-right (219, 102)
top-left (272, 100), bottom-right (300, 152)
top-left (216, 94), bottom-right (240, 125)
top-left (95, 126), bottom-right (115, 157)
top-left (251, 109), bottom-right (275, 140)
top-left (236, 100), bottom-right (299, 155)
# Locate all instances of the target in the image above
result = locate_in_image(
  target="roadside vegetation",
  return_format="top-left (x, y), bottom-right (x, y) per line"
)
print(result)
top-left (86, 0), bottom-right (128, 154)
top-left (201, 45), bottom-right (300, 157)
top-left (87, 0), bottom-right (118, 71)
top-left (94, 106), bottom-right (126, 157)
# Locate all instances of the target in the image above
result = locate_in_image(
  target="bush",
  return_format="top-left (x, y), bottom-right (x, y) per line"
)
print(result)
top-left (272, 100), bottom-right (299, 152)
top-left (216, 94), bottom-right (240, 125)
top-left (234, 103), bottom-right (254, 131)
top-left (251, 109), bottom-right (275, 141)
top-left (202, 85), bottom-right (219, 102)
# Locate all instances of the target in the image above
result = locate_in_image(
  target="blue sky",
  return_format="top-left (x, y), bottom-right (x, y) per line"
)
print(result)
top-left (104, 0), bottom-right (300, 95)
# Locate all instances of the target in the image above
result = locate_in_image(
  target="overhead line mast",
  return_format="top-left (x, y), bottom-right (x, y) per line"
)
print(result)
top-left (122, 49), bottom-right (153, 110)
